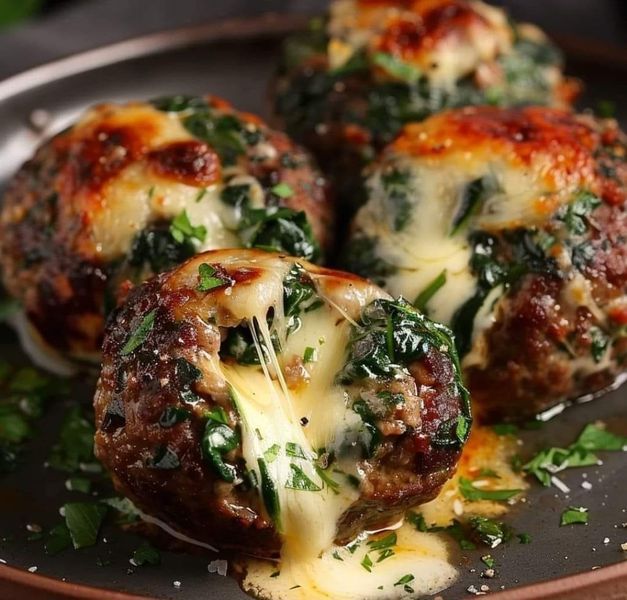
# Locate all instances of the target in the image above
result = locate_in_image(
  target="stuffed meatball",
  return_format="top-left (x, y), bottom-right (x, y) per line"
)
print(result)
top-left (94, 249), bottom-right (470, 558)
top-left (0, 96), bottom-right (332, 367)
top-left (345, 106), bottom-right (627, 421)
top-left (274, 0), bottom-right (579, 198)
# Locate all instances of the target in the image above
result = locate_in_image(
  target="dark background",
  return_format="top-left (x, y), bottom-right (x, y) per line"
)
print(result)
top-left (0, 0), bottom-right (625, 81)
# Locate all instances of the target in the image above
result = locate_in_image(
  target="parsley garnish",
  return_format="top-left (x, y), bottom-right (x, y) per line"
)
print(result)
top-left (524, 423), bottom-right (626, 486)
top-left (63, 502), bottom-right (107, 549)
top-left (458, 476), bottom-right (521, 501)
top-left (361, 554), bottom-right (373, 572)
top-left (121, 310), bottom-right (156, 356)
top-left (170, 210), bottom-right (207, 244)
top-left (372, 52), bottom-right (421, 84)
top-left (285, 463), bottom-right (321, 491)
top-left (560, 506), bottom-right (588, 526)
top-left (271, 182), bottom-right (294, 198)
top-left (132, 542), bottom-right (161, 566)
top-left (263, 444), bottom-right (281, 463)
top-left (394, 574), bottom-right (415, 593)
top-left (197, 263), bottom-right (229, 292)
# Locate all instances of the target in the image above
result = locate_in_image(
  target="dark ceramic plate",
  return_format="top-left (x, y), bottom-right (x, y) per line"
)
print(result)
top-left (0, 14), bottom-right (626, 600)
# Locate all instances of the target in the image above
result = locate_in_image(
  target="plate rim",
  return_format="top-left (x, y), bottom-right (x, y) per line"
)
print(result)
top-left (0, 12), bottom-right (625, 600)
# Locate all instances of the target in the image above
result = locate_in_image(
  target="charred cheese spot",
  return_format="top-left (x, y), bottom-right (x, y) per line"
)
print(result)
top-left (0, 96), bottom-right (332, 366)
top-left (346, 107), bottom-right (627, 421)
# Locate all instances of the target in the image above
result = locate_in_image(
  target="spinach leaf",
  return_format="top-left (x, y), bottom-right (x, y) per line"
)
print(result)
top-left (558, 191), bottom-right (601, 236)
top-left (63, 502), bottom-right (107, 549)
top-left (413, 270), bottom-right (447, 313)
top-left (337, 298), bottom-right (471, 447)
top-left (127, 224), bottom-right (196, 274)
top-left (202, 412), bottom-right (239, 482)
top-left (258, 457), bottom-right (281, 528)
top-left (380, 168), bottom-right (412, 231)
top-left (450, 178), bottom-right (488, 236)
top-left (132, 542), bottom-right (161, 566)
top-left (151, 95), bottom-right (210, 113)
top-left (342, 235), bottom-right (397, 286)
top-left (285, 463), bottom-right (321, 491)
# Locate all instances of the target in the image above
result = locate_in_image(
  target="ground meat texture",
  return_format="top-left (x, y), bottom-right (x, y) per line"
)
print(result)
top-left (345, 106), bottom-right (627, 421)
top-left (0, 96), bottom-right (333, 365)
top-left (94, 249), bottom-right (469, 556)
top-left (273, 0), bottom-right (579, 201)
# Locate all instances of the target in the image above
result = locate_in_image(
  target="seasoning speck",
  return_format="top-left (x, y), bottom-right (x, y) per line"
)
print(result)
top-left (581, 481), bottom-right (592, 490)
top-left (603, 537), bottom-right (610, 544)
top-left (173, 581), bottom-right (182, 588)
top-left (28, 566), bottom-right (37, 573)
top-left (208, 560), bottom-right (228, 576)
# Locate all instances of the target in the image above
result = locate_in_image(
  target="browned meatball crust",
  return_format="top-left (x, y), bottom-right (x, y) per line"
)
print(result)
top-left (0, 96), bottom-right (333, 365)
top-left (345, 106), bottom-right (627, 421)
top-left (94, 249), bottom-right (470, 556)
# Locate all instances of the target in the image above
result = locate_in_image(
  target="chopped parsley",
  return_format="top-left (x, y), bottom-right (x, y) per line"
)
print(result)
top-left (197, 263), bottom-right (230, 292)
top-left (394, 574), bottom-right (415, 593)
top-left (458, 476), bottom-right (521, 502)
top-left (271, 182), bottom-right (295, 198)
top-left (63, 502), bottom-right (108, 549)
top-left (468, 516), bottom-right (512, 548)
top-left (560, 506), bottom-right (589, 526)
top-left (360, 553), bottom-right (373, 572)
top-left (303, 346), bottom-right (317, 363)
top-left (48, 406), bottom-right (96, 473)
top-left (524, 423), bottom-right (627, 486)
top-left (285, 463), bottom-right (321, 491)
top-left (285, 442), bottom-right (307, 459)
top-left (121, 310), bottom-right (156, 356)
top-left (372, 52), bottom-right (421, 84)
top-left (588, 326), bottom-right (609, 363)
top-left (258, 457), bottom-right (281, 528)
top-left (132, 542), bottom-right (161, 566)
top-left (170, 210), bottom-right (207, 245)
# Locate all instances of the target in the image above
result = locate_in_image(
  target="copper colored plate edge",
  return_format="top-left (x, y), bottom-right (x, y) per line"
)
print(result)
top-left (0, 11), bottom-right (625, 600)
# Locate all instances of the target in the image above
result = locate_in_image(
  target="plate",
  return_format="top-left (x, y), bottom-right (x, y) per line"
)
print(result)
top-left (0, 13), bottom-right (626, 600)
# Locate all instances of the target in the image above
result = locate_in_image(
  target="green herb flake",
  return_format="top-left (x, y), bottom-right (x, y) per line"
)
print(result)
top-left (560, 506), bottom-right (589, 526)
top-left (588, 327), bottom-right (609, 363)
top-left (332, 550), bottom-right (343, 561)
top-left (576, 423), bottom-right (627, 451)
top-left (258, 458), bottom-right (281, 528)
top-left (202, 418), bottom-right (239, 482)
top-left (197, 263), bottom-right (229, 293)
top-left (285, 442), bottom-right (307, 459)
top-left (314, 465), bottom-right (340, 494)
top-left (285, 463), bottom-right (321, 492)
top-left (195, 188), bottom-right (208, 203)
top-left (170, 210), bottom-right (207, 244)
top-left (372, 52), bottom-right (421, 84)
top-left (414, 270), bottom-right (447, 313)
top-left (517, 532), bottom-right (532, 544)
top-left (367, 532), bottom-right (397, 552)
top-left (559, 191), bottom-right (601, 236)
top-left (132, 542), bottom-right (161, 567)
top-left (469, 516), bottom-right (512, 548)
top-left (263, 443), bottom-right (281, 464)
top-left (394, 574), bottom-right (415, 593)
top-left (63, 502), bottom-right (107, 549)
top-left (121, 310), bottom-right (156, 356)
top-left (44, 523), bottom-right (72, 556)
top-left (361, 554), bottom-right (373, 572)
top-left (458, 476), bottom-right (521, 502)
top-left (271, 182), bottom-right (295, 198)
top-left (303, 347), bottom-right (317, 363)
top-left (48, 406), bottom-right (95, 473)
top-left (481, 554), bottom-right (495, 569)
top-left (65, 477), bottom-right (92, 494)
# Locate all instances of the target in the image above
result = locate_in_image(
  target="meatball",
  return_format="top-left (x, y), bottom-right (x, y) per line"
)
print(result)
top-left (93, 249), bottom-right (470, 557)
top-left (345, 106), bottom-right (627, 421)
top-left (0, 95), bottom-right (333, 366)
top-left (274, 0), bottom-right (579, 199)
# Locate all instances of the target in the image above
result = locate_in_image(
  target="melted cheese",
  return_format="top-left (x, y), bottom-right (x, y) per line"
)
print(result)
top-left (240, 425), bottom-right (525, 599)
top-left (328, 0), bottom-right (512, 88)
top-left (350, 107), bottom-right (605, 370)
top-left (78, 103), bottom-right (244, 260)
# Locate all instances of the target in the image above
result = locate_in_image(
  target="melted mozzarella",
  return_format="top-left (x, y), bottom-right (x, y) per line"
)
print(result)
top-left (74, 103), bottom-right (254, 261)
top-left (328, 0), bottom-right (512, 88)
top-left (243, 524), bottom-right (457, 600)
